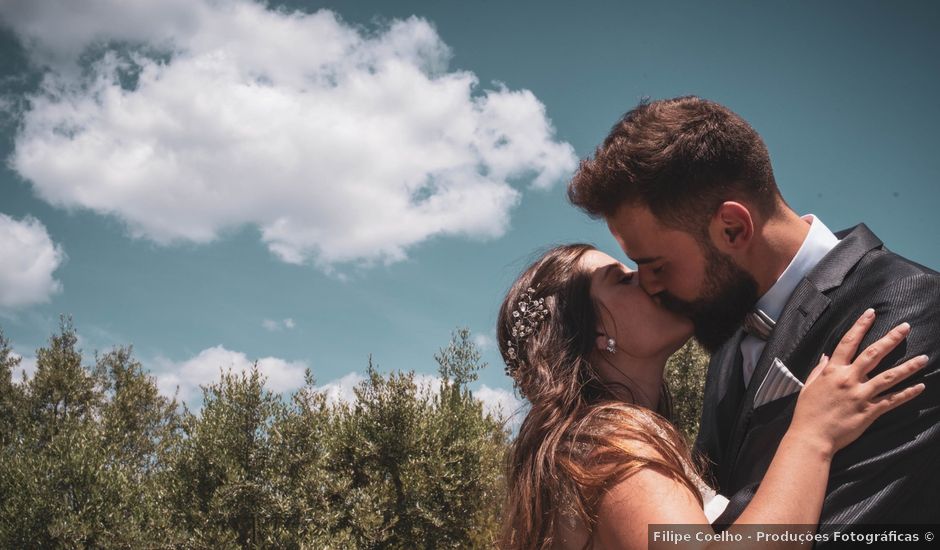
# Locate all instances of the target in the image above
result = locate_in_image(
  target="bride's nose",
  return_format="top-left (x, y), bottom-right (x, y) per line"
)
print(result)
top-left (626, 269), bottom-right (640, 286)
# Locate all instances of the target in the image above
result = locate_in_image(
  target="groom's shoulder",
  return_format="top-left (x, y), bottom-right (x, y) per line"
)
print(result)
top-left (812, 226), bottom-right (938, 327)
top-left (856, 245), bottom-right (938, 285)
top-left (829, 224), bottom-right (938, 293)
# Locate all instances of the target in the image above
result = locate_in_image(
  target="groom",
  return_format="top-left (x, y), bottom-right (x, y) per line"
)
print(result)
top-left (567, 96), bottom-right (939, 532)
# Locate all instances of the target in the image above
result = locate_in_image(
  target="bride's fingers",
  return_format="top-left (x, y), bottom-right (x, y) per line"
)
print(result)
top-left (831, 309), bottom-right (876, 365)
top-left (865, 355), bottom-right (929, 397)
top-left (853, 322), bottom-right (912, 378)
top-left (870, 382), bottom-right (926, 416)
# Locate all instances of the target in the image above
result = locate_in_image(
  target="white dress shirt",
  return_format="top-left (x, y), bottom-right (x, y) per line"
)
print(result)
top-left (741, 215), bottom-right (840, 387)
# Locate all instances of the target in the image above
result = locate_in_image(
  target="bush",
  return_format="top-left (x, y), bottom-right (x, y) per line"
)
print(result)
top-left (664, 340), bottom-right (710, 443)
top-left (0, 322), bottom-right (508, 549)
top-left (0, 319), bottom-right (709, 548)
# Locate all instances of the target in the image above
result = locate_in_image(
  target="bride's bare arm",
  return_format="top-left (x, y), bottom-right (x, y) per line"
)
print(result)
top-left (593, 310), bottom-right (927, 549)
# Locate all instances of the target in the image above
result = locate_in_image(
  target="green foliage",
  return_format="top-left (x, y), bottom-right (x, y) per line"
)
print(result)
top-left (664, 340), bottom-right (710, 443)
top-left (0, 328), bottom-right (23, 448)
top-left (0, 323), bottom-right (508, 549)
top-left (311, 328), bottom-right (506, 549)
top-left (0, 317), bottom-right (180, 548)
top-left (0, 318), bottom-right (712, 548)
top-left (163, 367), bottom-right (288, 547)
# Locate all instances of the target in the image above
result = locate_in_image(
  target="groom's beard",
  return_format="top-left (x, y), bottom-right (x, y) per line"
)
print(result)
top-left (658, 245), bottom-right (759, 354)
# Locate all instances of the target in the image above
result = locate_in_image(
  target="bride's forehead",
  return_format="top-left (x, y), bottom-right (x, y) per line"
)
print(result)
top-left (580, 250), bottom-right (624, 272)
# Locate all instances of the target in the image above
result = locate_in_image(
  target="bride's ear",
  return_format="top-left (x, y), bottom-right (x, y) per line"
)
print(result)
top-left (595, 333), bottom-right (610, 352)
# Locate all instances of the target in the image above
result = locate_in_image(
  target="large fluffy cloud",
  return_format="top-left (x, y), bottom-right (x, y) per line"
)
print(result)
top-left (0, 214), bottom-right (65, 310)
top-left (3, 0), bottom-right (576, 269)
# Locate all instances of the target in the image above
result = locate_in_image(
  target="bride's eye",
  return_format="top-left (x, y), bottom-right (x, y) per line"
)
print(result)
top-left (620, 273), bottom-right (634, 285)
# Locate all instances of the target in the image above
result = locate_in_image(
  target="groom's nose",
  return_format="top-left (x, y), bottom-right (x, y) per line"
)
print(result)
top-left (637, 266), bottom-right (664, 296)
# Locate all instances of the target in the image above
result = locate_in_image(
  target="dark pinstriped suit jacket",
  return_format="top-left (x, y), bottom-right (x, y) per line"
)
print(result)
top-left (694, 224), bottom-right (940, 535)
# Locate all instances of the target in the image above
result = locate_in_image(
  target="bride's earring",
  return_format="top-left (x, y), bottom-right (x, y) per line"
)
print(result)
top-left (606, 337), bottom-right (616, 354)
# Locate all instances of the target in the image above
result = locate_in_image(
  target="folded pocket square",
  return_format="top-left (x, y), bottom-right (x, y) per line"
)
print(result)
top-left (753, 358), bottom-right (804, 409)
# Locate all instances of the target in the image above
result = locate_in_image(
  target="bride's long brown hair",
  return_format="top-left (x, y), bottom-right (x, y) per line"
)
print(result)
top-left (498, 244), bottom-right (702, 550)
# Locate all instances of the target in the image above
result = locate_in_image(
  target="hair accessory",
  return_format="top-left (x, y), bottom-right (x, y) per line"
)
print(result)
top-left (606, 337), bottom-right (616, 354)
top-left (504, 286), bottom-right (549, 380)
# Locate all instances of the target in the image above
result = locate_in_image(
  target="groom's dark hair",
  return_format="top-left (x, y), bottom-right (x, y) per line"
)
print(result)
top-left (568, 96), bottom-right (783, 235)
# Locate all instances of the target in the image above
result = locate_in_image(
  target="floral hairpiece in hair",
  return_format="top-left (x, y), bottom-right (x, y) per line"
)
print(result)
top-left (504, 286), bottom-right (549, 381)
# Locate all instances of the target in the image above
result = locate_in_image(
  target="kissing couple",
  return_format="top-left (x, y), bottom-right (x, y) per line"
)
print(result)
top-left (497, 97), bottom-right (939, 549)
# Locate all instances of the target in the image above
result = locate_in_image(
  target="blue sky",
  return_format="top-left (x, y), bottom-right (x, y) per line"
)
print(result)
top-left (1, 0), bottom-right (937, 416)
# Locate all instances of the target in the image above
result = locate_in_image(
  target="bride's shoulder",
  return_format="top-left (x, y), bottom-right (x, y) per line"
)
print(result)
top-left (592, 460), bottom-right (711, 548)
top-left (564, 401), bottom-right (684, 459)
top-left (565, 401), bottom-right (711, 500)
top-left (552, 402), bottom-right (713, 548)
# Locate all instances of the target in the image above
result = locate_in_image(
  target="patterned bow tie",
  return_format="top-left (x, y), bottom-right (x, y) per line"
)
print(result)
top-left (743, 309), bottom-right (776, 341)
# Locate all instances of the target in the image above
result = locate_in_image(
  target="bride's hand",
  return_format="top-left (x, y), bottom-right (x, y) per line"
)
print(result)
top-left (790, 308), bottom-right (927, 456)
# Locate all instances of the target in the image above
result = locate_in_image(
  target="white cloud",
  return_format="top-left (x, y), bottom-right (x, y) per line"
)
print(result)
top-left (0, 0), bottom-right (211, 71)
top-left (9, 351), bottom-right (38, 383)
top-left (475, 384), bottom-right (526, 427)
top-left (472, 332), bottom-right (494, 352)
top-left (0, 214), bottom-right (65, 310)
top-left (312, 370), bottom-right (523, 429)
top-left (154, 345), bottom-right (307, 404)
top-left (414, 372), bottom-right (443, 395)
top-left (314, 371), bottom-right (364, 406)
top-left (4, 0), bottom-right (577, 271)
top-left (314, 371), bottom-right (441, 406)
top-left (262, 318), bottom-right (296, 331)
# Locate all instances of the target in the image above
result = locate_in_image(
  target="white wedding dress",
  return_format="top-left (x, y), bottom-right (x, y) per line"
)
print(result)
top-left (696, 477), bottom-right (730, 523)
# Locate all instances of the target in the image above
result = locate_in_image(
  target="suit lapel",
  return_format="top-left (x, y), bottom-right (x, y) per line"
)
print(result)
top-left (723, 282), bottom-right (830, 471)
top-left (721, 224), bottom-right (884, 480)
top-left (705, 331), bottom-right (745, 489)
top-left (697, 330), bottom-right (744, 485)
top-left (750, 282), bottom-right (831, 398)
top-left (714, 331), bottom-right (747, 409)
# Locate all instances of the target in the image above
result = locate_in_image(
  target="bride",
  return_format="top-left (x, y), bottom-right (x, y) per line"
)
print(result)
top-left (497, 244), bottom-right (926, 549)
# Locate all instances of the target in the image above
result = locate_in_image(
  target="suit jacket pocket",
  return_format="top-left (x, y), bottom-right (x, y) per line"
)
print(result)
top-left (727, 395), bottom-right (799, 493)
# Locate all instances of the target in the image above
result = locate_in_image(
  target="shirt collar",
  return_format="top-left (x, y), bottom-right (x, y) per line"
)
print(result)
top-left (756, 214), bottom-right (839, 322)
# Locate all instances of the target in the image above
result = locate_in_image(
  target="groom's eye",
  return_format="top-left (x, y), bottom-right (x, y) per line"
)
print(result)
top-left (652, 265), bottom-right (665, 275)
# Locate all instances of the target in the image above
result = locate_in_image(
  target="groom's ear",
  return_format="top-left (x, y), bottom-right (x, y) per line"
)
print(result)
top-left (709, 201), bottom-right (754, 253)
